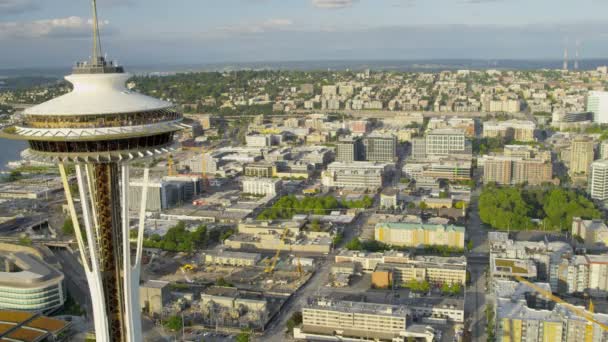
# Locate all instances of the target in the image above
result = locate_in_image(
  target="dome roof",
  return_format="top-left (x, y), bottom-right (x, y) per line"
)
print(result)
top-left (24, 73), bottom-right (173, 116)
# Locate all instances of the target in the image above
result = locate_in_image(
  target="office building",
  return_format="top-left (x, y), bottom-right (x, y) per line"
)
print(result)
top-left (295, 297), bottom-right (436, 342)
top-left (589, 160), bottom-right (608, 201)
top-left (322, 162), bottom-right (391, 189)
top-left (363, 134), bottom-right (397, 162)
top-left (569, 136), bottom-right (595, 176)
top-left (129, 176), bottom-right (203, 211)
top-left (244, 162), bottom-right (276, 178)
top-left (375, 222), bottom-right (465, 249)
top-left (0, 1), bottom-right (184, 339)
top-left (0, 244), bottom-right (65, 314)
top-left (140, 280), bottom-right (170, 316)
top-left (587, 91), bottom-right (608, 124)
top-left (336, 137), bottom-right (363, 162)
top-left (425, 128), bottom-right (467, 156)
top-left (242, 177), bottom-right (282, 196)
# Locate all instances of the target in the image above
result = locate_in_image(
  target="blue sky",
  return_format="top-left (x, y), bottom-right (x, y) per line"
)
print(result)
top-left (2, 0), bottom-right (608, 68)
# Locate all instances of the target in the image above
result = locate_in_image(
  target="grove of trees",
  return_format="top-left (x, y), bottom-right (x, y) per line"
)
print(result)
top-left (143, 222), bottom-right (209, 252)
top-left (479, 184), bottom-right (601, 231)
top-left (257, 195), bottom-right (373, 220)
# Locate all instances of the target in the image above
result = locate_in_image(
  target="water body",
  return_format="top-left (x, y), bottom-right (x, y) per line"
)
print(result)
top-left (0, 139), bottom-right (28, 171)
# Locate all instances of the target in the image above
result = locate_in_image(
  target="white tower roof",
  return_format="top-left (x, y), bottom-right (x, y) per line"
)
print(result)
top-left (24, 73), bottom-right (173, 116)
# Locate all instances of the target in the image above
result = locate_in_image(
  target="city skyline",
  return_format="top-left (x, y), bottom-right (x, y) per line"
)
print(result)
top-left (3, 0), bottom-right (608, 67)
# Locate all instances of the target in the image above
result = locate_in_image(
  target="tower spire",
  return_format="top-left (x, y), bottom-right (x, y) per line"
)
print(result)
top-left (91, 0), bottom-right (103, 66)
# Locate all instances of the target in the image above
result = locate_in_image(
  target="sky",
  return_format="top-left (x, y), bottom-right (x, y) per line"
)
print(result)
top-left (2, 0), bottom-right (608, 68)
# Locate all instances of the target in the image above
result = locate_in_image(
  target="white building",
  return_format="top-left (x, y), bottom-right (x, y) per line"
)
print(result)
top-left (246, 135), bottom-right (271, 147)
top-left (589, 160), bottom-right (608, 201)
top-left (242, 177), bottom-right (281, 196)
top-left (322, 162), bottom-right (391, 189)
top-left (587, 91), bottom-right (608, 124)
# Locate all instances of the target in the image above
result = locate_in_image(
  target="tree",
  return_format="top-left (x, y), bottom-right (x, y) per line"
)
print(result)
top-left (236, 328), bottom-right (251, 342)
top-left (286, 312), bottom-right (303, 334)
top-left (439, 191), bottom-right (449, 199)
top-left (310, 219), bottom-right (321, 232)
top-left (467, 240), bottom-right (474, 251)
top-left (163, 315), bottom-right (182, 331)
top-left (216, 277), bottom-right (234, 287)
top-left (62, 218), bottom-right (74, 236)
top-left (18, 235), bottom-right (32, 246)
top-left (345, 238), bottom-right (362, 251)
top-left (419, 201), bottom-right (428, 210)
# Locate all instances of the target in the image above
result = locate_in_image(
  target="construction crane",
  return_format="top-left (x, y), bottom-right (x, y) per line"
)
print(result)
top-left (181, 264), bottom-right (196, 273)
top-left (167, 155), bottom-right (176, 176)
top-left (265, 226), bottom-right (290, 273)
top-left (514, 275), bottom-right (608, 331)
top-left (181, 145), bottom-right (209, 189)
top-left (296, 256), bottom-right (304, 277)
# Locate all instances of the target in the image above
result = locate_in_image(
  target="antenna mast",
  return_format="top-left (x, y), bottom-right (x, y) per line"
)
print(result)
top-left (91, 0), bottom-right (103, 65)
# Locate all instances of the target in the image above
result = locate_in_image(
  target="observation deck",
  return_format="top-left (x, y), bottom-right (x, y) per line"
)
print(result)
top-left (1, 69), bottom-right (186, 163)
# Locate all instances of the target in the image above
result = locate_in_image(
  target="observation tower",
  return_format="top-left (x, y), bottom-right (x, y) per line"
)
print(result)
top-left (1, 1), bottom-right (184, 341)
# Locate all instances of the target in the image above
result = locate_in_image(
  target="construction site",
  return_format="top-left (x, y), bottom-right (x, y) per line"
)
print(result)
top-left (141, 248), bottom-right (314, 332)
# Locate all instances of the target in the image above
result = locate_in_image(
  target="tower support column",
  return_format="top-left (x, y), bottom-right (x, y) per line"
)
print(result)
top-left (93, 163), bottom-right (126, 341)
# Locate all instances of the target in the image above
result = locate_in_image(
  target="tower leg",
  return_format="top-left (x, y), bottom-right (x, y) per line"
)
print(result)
top-left (93, 163), bottom-right (126, 341)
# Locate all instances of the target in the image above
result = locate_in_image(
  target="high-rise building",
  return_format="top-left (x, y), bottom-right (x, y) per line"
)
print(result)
top-left (0, 2), bottom-right (183, 340)
top-left (569, 136), bottom-right (595, 176)
top-left (587, 91), bottom-right (608, 124)
top-left (336, 136), bottom-right (363, 162)
top-left (363, 134), bottom-right (396, 162)
top-left (600, 141), bottom-right (608, 160)
top-left (425, 128), bottom-right (467, 156)
top-left (589, 160), bottom-right (608, 201)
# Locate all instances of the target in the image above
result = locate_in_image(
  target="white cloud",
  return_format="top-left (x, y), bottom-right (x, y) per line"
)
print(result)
top-left (215, 18), bottom-right (293, 35)
top-left (312, 0), bottom-right (358, 9)
top-left (0, 16), bottom-right (110, 40)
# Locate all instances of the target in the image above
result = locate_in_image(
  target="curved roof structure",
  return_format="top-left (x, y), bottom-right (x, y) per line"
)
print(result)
top-left (24, 73), bottom-right (173, 116)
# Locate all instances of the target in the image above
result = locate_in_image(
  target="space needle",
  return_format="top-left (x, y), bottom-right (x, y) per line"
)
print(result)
top-left (1, 1), bottom-right (184, 341)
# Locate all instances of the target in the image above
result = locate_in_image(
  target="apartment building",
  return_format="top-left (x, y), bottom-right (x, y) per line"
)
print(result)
top-left (483, 120), bottom-right (536, 142)
top-left (373, 255), bottom-right (467, 286)
top-left (483, 156), bottom-right (553, 185)
top-left (494, 280), bottom-right (608, 342)
top-left (375, 222), bottom-right (465, 249)
top-left (568, 136), bottom-right (595, 176)
top-left (571, 217), bottom-right (608, 247)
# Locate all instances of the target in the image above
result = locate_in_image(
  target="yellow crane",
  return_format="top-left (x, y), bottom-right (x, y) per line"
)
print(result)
top-left (265, 226), bottom-right (290, 273)
top-left (296, 256), bottom-right (303, 277)
top-left (167, 155), bottom-right (176, 176)
top-left (514, 275), bottom-right (608, 331)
